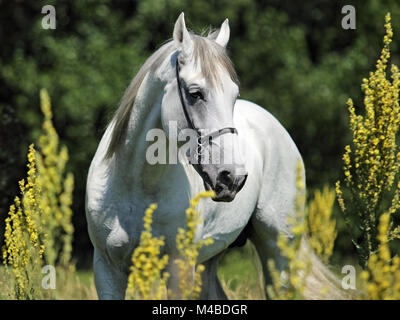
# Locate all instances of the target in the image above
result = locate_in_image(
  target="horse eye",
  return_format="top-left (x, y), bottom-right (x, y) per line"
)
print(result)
top-left (189, 90), bottom-right (204, 100)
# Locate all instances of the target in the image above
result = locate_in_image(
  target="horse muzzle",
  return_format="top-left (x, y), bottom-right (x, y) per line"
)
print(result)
top-left (203, 169), bottom-right (248, 202)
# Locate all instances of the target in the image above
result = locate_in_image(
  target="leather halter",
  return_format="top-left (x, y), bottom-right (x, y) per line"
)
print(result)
top-left (175, 58), bottom-right (238, 163)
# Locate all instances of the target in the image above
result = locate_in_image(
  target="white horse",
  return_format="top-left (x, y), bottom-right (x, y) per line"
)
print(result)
top-left (86, 13), bottom-right (343, 300)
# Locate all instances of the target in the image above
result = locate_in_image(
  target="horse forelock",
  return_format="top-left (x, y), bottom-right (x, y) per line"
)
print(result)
top-left (105, 31), bottom-right (238, 160)
top-left (191, 34), bottom-right (239, 88)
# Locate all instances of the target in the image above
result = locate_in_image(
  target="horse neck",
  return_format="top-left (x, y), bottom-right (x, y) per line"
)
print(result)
top-left (111, 53), bottom-right (203, 197)
top-left (113, 60), bottom-right (186, 196)
top-left (116, 72), bottom-right (162, 169)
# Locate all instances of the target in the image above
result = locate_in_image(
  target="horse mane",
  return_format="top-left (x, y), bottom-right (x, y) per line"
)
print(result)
top-left (104, 30), bottom-right (239, 159)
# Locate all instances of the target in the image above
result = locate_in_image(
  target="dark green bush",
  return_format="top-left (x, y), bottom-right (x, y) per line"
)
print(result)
top-left (1, 0), bottom-right (400, 265)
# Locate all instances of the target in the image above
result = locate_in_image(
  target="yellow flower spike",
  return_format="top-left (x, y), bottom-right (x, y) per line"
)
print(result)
top-left (267, 161), bottom-right (313, 300)
top-left (174, 191), bottom-right (215, 300)
top-left (337, 13), bottom-right (400, 270)
top-left (127, 203), bottom-right (169, 300)
top-left (306, 185), bottom-right (337, 263)
top-left (2, 90), bottom-right (75, 299)
top-left (362, 210), bottom-right (400, 299)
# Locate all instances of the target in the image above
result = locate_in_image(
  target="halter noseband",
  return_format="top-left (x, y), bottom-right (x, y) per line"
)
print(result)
top-left (175, 58), bottom-right (238, 162)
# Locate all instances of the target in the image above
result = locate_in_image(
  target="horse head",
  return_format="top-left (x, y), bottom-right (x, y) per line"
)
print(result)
top-left (161, 13), bottom-right (248, 202)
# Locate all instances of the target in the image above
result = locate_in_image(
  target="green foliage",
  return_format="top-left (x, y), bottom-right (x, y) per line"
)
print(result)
top-left (0, 104), bottom-right (25, 249)
top-left (336, 13), bottom-right (400, 267)
top-left (2, 144), bottom-right (46, 299)
top-left (360, 212), bottom-right (400, 299)
top-left (2, 0), bottom-right (400, 264)
top-left (307, 186), bottom-right (337, 263)
top-left (2, 90), bottom-right (74, 299)
top-left (36, 89), bottom-right (74, 267)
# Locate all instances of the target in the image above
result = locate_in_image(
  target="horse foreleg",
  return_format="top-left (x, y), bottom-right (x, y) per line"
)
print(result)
top-left (199, 252), bottom-right (227, 300)
top-left (165, 258), bottom-right (184, 299)
top-left (93, 248), bottom-right (128, 300)
top-left (166, 254), bottom-right (227, 300)
top-left (248, 222), bottom-right (288, 299)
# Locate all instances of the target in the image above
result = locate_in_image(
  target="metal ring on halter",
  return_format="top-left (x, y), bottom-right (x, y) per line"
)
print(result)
top-left (197, 136), bottom-right (208, 147)
top-left (195, 144), bottom-right (204, 157)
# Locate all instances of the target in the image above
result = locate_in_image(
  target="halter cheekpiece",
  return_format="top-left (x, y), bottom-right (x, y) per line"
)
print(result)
top-left (175, 57), bottom-right (238, 162)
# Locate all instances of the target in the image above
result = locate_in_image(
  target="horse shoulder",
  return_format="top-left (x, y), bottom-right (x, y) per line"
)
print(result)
top-left (86, 151), bottom-right (138, 262)
top-left (234, 99), bottom-right (304, 236)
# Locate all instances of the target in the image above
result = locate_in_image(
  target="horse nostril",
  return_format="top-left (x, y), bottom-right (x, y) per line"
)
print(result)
top-left (215, 183), bottom-right (224, 194)
top-left (217, 170), bottom-right (233, 186)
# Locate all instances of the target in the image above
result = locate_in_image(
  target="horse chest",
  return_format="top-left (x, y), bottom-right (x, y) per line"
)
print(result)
top-left (87, 199), bottom-right (147, 265)
top-left (105, 221), bottom-right (134, 266)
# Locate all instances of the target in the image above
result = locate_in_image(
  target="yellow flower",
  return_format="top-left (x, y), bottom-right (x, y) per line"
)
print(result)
top-left (267, 161), bottom-right (313, 300)
top-left (336, 12), bottom-right (400, 266)
top-left (306, 186), bottom-right (337, 263)
top-left (362, 212), bottom-right (400, 299)
top-left (2, 90), bottom-right (75, 299)
top-left (127, 191), bottom-right (215, 300)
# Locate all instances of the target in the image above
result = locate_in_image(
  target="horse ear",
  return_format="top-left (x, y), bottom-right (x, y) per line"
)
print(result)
top-left (173, 12), bottom-right (193, 58)
top-left (215, 19), bottom-right (230, 48)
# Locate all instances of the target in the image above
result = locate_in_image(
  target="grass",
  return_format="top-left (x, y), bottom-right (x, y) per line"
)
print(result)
top-left (70, 244), bottom-right (264, 300)
top-left (218, 241), bottom-right (265, 300)
top-left (75, 269), bottom-right (95, 288)
top-left (1, 244), bottom-right (367, 300)
top-left (1, 242), bottom-right (264, 300)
